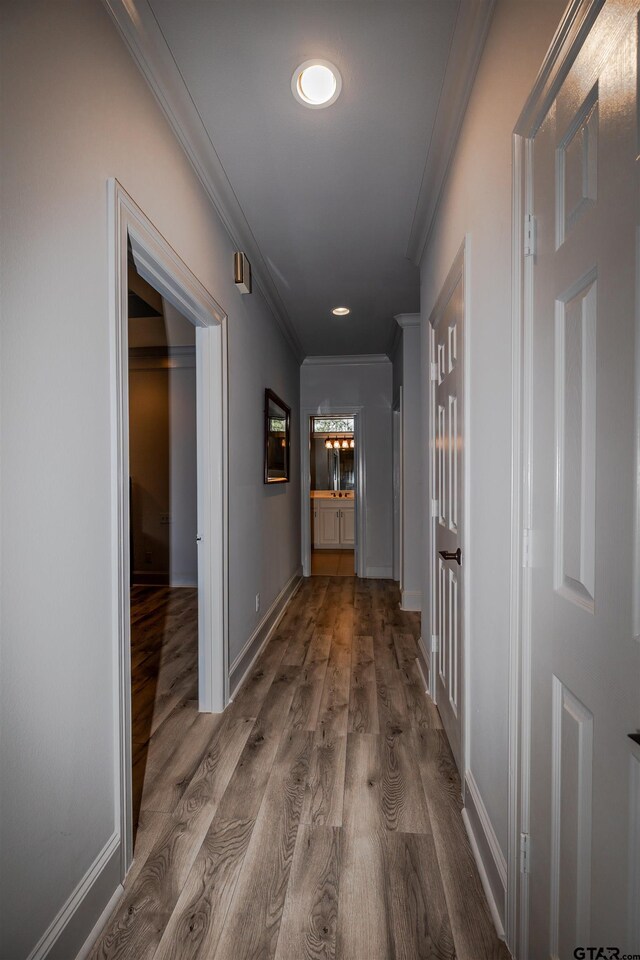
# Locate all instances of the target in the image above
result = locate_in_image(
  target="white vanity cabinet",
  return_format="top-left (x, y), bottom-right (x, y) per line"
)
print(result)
top-left (312, 497), bottom-right (355, 548)
top-left (339, 503), bottom-right (355, 545)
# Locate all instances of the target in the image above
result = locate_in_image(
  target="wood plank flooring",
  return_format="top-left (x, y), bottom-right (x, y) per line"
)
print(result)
top-left (311, 549), bottom-right (355, 577)
top-left (90, 578), bottom-right (511, 960)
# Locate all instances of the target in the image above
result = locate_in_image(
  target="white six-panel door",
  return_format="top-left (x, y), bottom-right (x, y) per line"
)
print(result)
top-left (432, 254), bottom-right (465, 773)
top-left (525, 2), bottom-right (640, 953)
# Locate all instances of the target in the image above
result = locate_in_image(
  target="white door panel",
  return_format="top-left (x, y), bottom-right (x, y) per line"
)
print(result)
top-left (527, 4), bottom-right (640, 953)
top-left (432, 260), bottom-right (464, 772)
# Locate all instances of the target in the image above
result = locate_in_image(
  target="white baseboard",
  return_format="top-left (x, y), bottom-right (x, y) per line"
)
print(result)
top-left (131, 570), bottom-right (169, 585)
top-left (169, 575), bottom-right (197, 588)
top-left (400, 589), bottom-right (422, 611)
top-left (365, 565), bottom-right (393, 579)
top-left (74, 883), bottom-right (124, 960)
top-left (25, 832), bottom-right (121, 960)
top-left (462, 771), bottom-right (507, 940)
top-left (417, 636), bottom-right (430, 688)
top-left (229, 567), bottom-right (303, 697)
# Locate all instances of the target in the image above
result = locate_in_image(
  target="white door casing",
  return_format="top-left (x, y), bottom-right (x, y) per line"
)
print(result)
top-left (512, 2), bottom-right (640, 955)
top-left (109, 180), bottom-right (228, 876)
top-left (430, 245), bottom-right (466, 774)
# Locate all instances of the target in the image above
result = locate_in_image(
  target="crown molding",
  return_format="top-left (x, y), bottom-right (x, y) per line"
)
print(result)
top-left (302, 354), bottom-right (391, 366)
top-left (394, 312), bottom-right (421, 329)
top-left (101, 0), bottom-right (304, 362)
top-left (406, 0), bottom-right (495, 266)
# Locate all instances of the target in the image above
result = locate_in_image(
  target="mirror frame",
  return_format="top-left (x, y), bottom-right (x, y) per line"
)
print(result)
top-left (264, 388), bottom-right (291, 484)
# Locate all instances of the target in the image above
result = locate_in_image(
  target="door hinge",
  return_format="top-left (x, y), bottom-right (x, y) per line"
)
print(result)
top-left (524, 213), bottom-right (536, 258)
top-left (430, 361), bottom-right (439, 382)
top-left (431, 497), bottom-right (439, 518)
top-left (520, 832), bottom-right (530, 874)
top-left (431, 634), bottom-right (439, 654)
top-left (522, 528), bottom-right (532, 568)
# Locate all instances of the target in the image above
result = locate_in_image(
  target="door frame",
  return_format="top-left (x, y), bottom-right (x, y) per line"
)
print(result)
top-left (301, 405), bottom-right (365, 577)
top-left (508, 1), bottom-right (607, 953)
top-left (427, 239), bottom-right (471, 778)
top-left (109, 179), bottom-right (229, 876)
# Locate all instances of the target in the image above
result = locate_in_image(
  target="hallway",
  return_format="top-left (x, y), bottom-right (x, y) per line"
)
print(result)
top-left (91, 577), bottom-right (509, 960)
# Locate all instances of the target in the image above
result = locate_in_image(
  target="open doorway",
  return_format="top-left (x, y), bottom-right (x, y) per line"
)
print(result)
top-left (309, 416), bottom-right (356, 576)
top-left (111, 181), bottom-right (228, 875)
top-left (127, 255), bottom-right (198, 843)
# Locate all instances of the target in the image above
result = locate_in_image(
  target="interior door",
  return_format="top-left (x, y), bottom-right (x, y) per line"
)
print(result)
top-left (527, 4), bottom-right (640, 953)
top-left (433, 263), bottom-right (464, 772)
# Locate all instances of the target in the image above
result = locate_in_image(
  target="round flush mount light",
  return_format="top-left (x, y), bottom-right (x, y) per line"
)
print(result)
top-left (331, 306), bottom-right (350, 316)
top-left (292, 60), bottom-right (342, 109)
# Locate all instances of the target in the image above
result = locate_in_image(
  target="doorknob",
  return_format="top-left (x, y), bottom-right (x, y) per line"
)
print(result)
top-left (438, 547), bottom-right (461, 565)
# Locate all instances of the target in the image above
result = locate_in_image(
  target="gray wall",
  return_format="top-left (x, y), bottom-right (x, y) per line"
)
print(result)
top-left (419, 0), bottom-right (565, 926)
top-left (0, 2), bottom-right (300, 957)
top-left (301, 359), bottom-right (393, 577)
top-left (399, 321), bottom-right (422, 609)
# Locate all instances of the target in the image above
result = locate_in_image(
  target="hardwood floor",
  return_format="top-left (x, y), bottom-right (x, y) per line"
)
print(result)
top-left (129, 585), bottom-right (199, 835)
top-left (90, 578), bottom-right (510, 960)
top-left (311, 549), bottom-right (355, 577)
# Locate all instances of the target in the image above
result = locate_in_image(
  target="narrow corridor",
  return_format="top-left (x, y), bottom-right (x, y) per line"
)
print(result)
top-left (91, 578), bottom-right (509, 960)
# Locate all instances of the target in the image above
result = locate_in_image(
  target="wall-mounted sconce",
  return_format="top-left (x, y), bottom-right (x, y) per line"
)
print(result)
top-left (234, 251), bottom-right (252, 294)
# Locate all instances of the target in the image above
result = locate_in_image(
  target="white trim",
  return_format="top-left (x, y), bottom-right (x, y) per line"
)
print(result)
top-left (73, 884), bottom-right (124, 960)
top-left (25, 834), bottom-right (120, 960)
top-left (302, 354), bottom-right (390, 366)
top-left (229, 570), bottom-right (303, 697)
top-left (407, 0), bottom-right (496, 263)
top-left (301, 405), bottom-right (366, 579)
top-left (400, 589), bottom-right (422, 612)
top-left (100, 0), bottom-right (303, 361)
top-left (462, 239), bottom-right (472, 788)
top-left (394, 312), bottom-right (421, 329)
top-left (399, 386), bottom-right (404, 593)
top-left (365, 565), bottom-right (393, 579)
top-left (462, 785), bottom-right (507, 941)
top-left (507, 131), bottom-right (525, 955)
top-left (414, 651), bottom-right (430, 693)
top-left (464, 772), bottom-right (507, 923)
top-left (109, 179), bottom-right (228, 882)
top-left (427, 320), bottom-right (437, 704)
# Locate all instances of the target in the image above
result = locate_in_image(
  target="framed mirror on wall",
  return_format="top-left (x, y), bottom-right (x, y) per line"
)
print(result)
top-left (264, 388), bottom-right (290, 483)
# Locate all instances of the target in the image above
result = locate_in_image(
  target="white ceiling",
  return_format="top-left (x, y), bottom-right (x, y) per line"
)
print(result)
top-left (147, 1), bottom-right (462, 357)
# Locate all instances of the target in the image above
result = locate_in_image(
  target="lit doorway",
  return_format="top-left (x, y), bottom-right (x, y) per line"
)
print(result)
top-left (309, 416), bottom-right (356, 576)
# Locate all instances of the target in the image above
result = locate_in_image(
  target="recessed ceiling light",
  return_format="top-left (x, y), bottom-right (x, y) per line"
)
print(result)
top-left (332, 306), bottom-right (350, 316)
top-left (292, 60), bottom-right (342, 109)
